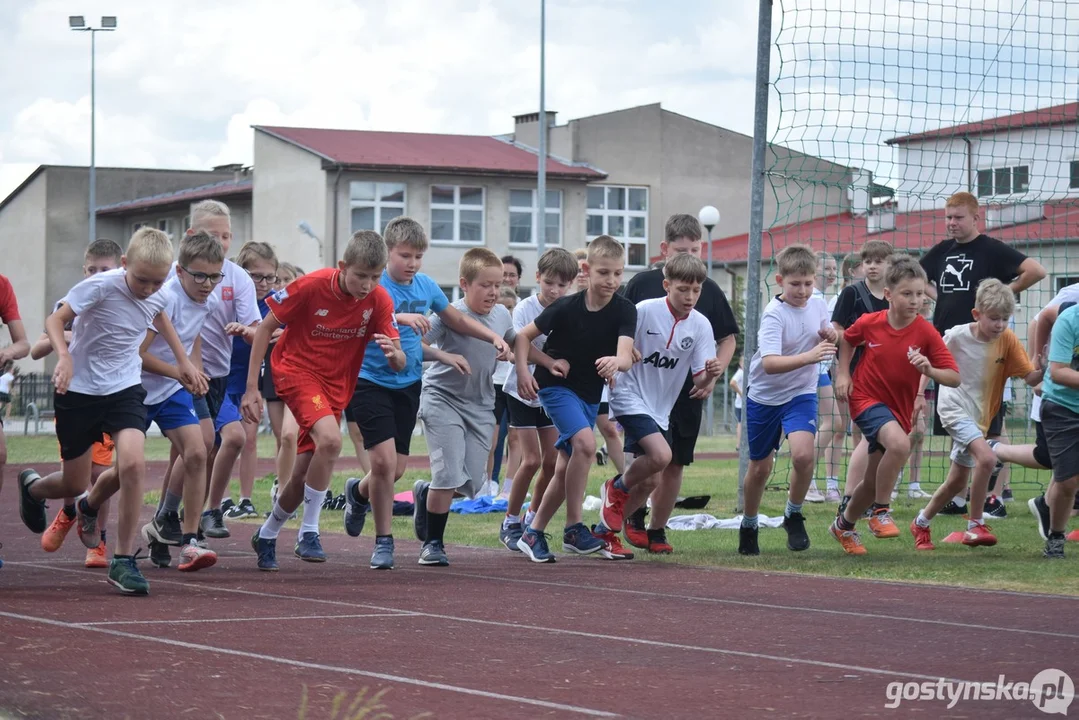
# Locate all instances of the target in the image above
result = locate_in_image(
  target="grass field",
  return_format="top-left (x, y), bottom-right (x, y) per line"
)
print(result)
top-left (6, 432), bottom-right (1073, 595)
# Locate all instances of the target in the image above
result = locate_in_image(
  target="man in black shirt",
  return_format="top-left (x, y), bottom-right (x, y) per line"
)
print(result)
top-left (919, 192), bottom-right (1046, 512)
top-left (620, 214), bottom-right (739, 553)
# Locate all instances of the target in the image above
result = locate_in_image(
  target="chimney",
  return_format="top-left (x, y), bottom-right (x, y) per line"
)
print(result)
top-left (513, 111), bottom-right (558, 128)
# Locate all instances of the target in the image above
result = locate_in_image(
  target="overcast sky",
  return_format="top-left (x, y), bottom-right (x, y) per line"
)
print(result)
top-left (1, 0), bottom-right (1075, 204)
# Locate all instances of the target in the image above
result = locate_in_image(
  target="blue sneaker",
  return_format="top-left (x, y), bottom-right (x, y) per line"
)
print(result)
top-left (107, 554), bottom-right (149, 595)
top-left (251, 530), bottom-right (278, 572)
top-left (412, 479), bottom-right (430, 542)
top-left (343, 477), bottom-right (369, 537)
top-left (370, 536), bottom-right (394, 570)
top-left (499, 522), bottom-right (523, 552)
top-left (562, 522), bottom-right (605, 555)
top-left (418, 539), bottom-right (449, 566)
top-left (294, 531), bottom-right (326, 562)
top-left (516, 527), bottom-right (556, 563)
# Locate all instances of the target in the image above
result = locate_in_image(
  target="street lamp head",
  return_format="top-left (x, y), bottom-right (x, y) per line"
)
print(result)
top-left (68, 15), bottom-right (86, 28)
top-left (698, 205), bottom-right (720, 231)
top-left (101, 16), bottom-right (118, 29)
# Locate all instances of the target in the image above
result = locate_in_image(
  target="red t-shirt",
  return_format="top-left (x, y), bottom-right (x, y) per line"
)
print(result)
top-left (845, 310), bottom-right (957, 433)
top-left (0, 274), bottom-right (22, 324)
top-left (266, 268), bottom-right (398, 409)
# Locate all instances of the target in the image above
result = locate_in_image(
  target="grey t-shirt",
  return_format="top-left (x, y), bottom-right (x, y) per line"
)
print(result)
top-left (422, 299), bottom-right (515, 412)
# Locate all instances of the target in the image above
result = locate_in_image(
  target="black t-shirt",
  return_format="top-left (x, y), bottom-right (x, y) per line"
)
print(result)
top-left (831, 281), bottom-right (890, 375)
top-left (623, 268), bottom-right (740, 423)
top-left (919, 234), bottom-right (1027, 334)
top-left (533, 292), bottom-right (638, 404)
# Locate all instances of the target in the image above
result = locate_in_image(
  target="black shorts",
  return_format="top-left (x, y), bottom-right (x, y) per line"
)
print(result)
top-left (206, 376), bottom-right (228, 425)
top-left (260, 355), bottom-right (279, 402)
top-left (598, 401), bottom-right (610, 416)
top-left (1033, 420), bottom-right (1052, 470)
top-left (493, 385), bottom-right (509, 423)
top-left (667, 392), bottom-right (703, 467)
top-left (347, 378), bottom-right (421, 455)
top-left (54, 385), bottom-right (147, 461)
top-left (987, 402), bottom-right (1009, 437)
top-left (506, 393), bottom-right (553, 429)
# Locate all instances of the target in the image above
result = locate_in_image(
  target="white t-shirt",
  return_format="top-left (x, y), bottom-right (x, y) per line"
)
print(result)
top-left (0, 372), bottom-right (13, 394)
top-left (142, 277), bottom-right (219, 406)
top-left (731, 367), bottom-right (744, 409)
top-left (503, 294), bottom-right (549, 408)
top-left (747, 294), bottom-right (831, 406)
top-left (188, 259), bottom-right (260, 379)
top-left (492, 360), bottom-right (512, 387)
top-left (609, 298), bottom-right (714, 430)
top-left (62, 268), bottom-right (170, 395)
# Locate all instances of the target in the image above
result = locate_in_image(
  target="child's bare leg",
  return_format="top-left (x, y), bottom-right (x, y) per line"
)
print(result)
top-left (596, 414), bottom-right (625, 474)
top-left (164, 425), bottom-right (209, 537)
top-left (843, 431), bottom-right (868, 497)
top-left (921, 462), bottom-right (970, 520)
top-left (1047, 476), bottom-right (1079, 534)
top-left (965, 439), bottom-right (999, 524)
top-left (506, 428), bottom-right (540, 518)
top-left (562, 429), bottom-right (596, 527)
top-left (786, 430), bottom-right (816, 505)
top-left (207, 421), bottom-right (245, 510)
top-left (743, 455), bottom-right (776, 518)
top-left (992, 442), bottom-right (1046, 469)
top-left (112, 428), bottom-right (146, 556)
top-left (237, 420), bottom-right (259, 501)
top-left (272, 404), bottom-right (299, 487)
top-left (529, 451), bottom-right (569, 532)
top-left (527, 427), bottom-right (559, 515)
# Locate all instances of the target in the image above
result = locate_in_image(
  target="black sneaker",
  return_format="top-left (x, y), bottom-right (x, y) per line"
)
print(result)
top-left (412, 480), bottom-right (430, 542)
top-left (1029, 496), bottom-right (1051, 541)
top-left (223, 501), bottom-right (246, 520)
top-left (148, 539), bottom-right (171, 568)
top-left (782, 512), bottom-right (810, 551)
top-left (939, 500), bottom-right (967, 516)
top-left (18, 469), bottom-right (47, 534)
top-left (1044, 533), bottom-right (1066, 559)
top-left (141, 512), bottom-right (182, 546)
top-left (984, 496), bottom-right (1007, 519)
top-left (200, 509), bottom-right (230, 539)
top-left (1001, 487), bottom-right (1014, 503)
top-left (738, 525), bottom-right (760, 555)
top-left (343, 477), bottom-right (369, 537)
top-left (237, 498), bottom-right (258, 519)
top-left (220, 499), bottom-right (236, 517)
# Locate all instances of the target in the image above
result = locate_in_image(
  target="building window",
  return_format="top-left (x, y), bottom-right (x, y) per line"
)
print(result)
top-left (439, 284), bottom-right (462, 303)
top-left (509, 189), bottom-right (561, 246)
top-left (977, 165), bottom-right (1030, 197)
top-left (182, 215), bottom-right (191, 233)
top-left (131, 222), bottom-right (143, 234)
top-left (430, 185), bottom-right (484, 244)
top-left (1056, 275), bottom-right (1079, 293)
top-left (1070, 160), bottom-right (1079, 190)
top-left (350, 182), bottom-right (405, 234)
top-left (586, 185), bottom-right (649, 267)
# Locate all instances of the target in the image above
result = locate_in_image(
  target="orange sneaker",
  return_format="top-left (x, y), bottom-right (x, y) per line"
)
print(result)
top-left (85, 542), bottom-right (108, 568)
top-left (868, 508), bottom-right (900, 539)
top-left (961, 523), bottom-right (997, 547)
top-left (1067, 530), bottom-right (1079, 543)
top-left (41, 509), bottom-right (77, 552)
top-left (909, 520), bottom-right (935, 550)
top-left (830, 521), bottom-right (867, 555)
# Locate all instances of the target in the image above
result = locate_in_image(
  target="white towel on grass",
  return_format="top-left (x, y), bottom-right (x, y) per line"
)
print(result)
top-left (666, 513), bottom-right (785, 531)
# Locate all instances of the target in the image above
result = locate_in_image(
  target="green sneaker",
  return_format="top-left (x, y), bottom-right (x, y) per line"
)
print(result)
top-left (108, 555), bottom-right (149, 595)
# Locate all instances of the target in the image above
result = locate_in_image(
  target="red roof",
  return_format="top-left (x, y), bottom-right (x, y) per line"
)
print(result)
top-left (677, 200), bottom-right (1079, 265)
top-left (96, 178), bottom-right (252, 216)
top-left (255, 126), bottom-right (605, 180)
top-left (886, 102), bottom-right (1079, 145)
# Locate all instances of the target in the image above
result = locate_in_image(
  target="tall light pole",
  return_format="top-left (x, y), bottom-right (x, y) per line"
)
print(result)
top-left (698, 205), bottom-right (720, 435)
top-left (69, 15), bottom-right (117, 245)
top-left (536, 0), bottom-right (547, 255)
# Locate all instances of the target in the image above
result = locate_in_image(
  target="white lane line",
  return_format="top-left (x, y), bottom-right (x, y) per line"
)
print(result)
top-left (399, 569), bottom-right (1079, 641)
top-left (0, 610), bottom-right (620, 718)
top-left (12, 562), bottom-right (984, 683)
top-left (75, 612), bottom-right (413, 626)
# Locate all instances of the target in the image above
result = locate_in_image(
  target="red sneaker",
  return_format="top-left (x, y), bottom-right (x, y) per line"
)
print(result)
top-left (647, 529), bottom-right (673, 555)
top-left (599, 476), bottom-right (628, 532)
top-left (593, 527), bottom-right (633, 561)
top-left (962, 523), bottom-right (997, 547)
top-left (41, 509), bottom-right (76, 553)
top-left (623, 523), bottom-right (648, 549)
top-left (909, 520), bottom-right (935, 551)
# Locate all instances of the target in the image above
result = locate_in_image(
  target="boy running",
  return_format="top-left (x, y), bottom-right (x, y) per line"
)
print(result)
top-left (19, 228), bottom-right (199, 594)
top-left (515, 235), bottom-right (637, 562)
top-left (1038, 303), bottom-right (1079, 558)
top-left (909, 279), bottom-right (1041, 549)
top-left (833, 256), bottom-right (959, 555)
top-left (410, 248), bottom-right (516, 565)
top-left (0, 273), bottom-right (30, 570)
top-left (739, 245), bottom-right (836, 556)
top-left (597, 254), bottom-right (723, 559)
top-left (498, 247), bottom-right (578, 552)
top-left (245, 231), bottom-right (403, 570)
top-left (340, 217), bottom-right (509, 570)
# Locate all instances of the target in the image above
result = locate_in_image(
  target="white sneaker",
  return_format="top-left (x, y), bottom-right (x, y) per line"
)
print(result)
top-left (805, 487), bottom-right (826, 503)
top-left (907, 488), bottom-right (932, 499)
top-left (825, 488), bottom-right (841, 503)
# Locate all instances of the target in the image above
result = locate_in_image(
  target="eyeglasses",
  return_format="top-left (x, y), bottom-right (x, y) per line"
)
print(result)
top-left (248, 272), bottom-right (278, 284)
top-left (181, 266), bottom-right (225, 285)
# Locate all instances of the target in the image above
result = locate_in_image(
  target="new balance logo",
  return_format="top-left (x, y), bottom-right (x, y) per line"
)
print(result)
top-left (314, 309), bottom-right (329, 316)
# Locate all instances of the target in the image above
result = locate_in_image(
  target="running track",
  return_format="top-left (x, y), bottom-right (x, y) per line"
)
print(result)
top-left (1, 483), bottom-right (1076, 718)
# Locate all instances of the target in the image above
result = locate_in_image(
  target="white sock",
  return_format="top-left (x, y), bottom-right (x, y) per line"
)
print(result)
top-left (809, 480), bottom-right (820, 492)
top-left (968, 518), bottom-right (984, 529)
top-left (503, 514), bottom-right (520, 529)
top-left (524, 509), bottom-right (536, 526)
top-left (909, 482), bottom-right (922, 491)
top-left (952, 494), bottom-right (967, 507)
top-left (826, 476), bottom-right (839, 491)
top-left (301, 484), bottom-right (324, 536)
top-left (915, 511), bottom-right (930, 528)
top-left (259, 502), bottom-right (292, 540)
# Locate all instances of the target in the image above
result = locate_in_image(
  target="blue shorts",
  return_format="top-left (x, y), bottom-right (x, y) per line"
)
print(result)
top-left (817, 372), bottom-right (831, 388)
top-left (214, 392), bottom-right (244, 433)
top-left (734, 406), bottom-right (742, 422)
top-left (746, 393), bottom-right (819, 461)
top-left (145, 388), bottom-right (200, 433)
top-left (192, 393), bottom-right (211, 421)
top-left (618, 413), bottom-right (670, 457)
top-left (538, 386), bottom-right (599, 456)
top-left (854, 403), bottom-right (901, 454)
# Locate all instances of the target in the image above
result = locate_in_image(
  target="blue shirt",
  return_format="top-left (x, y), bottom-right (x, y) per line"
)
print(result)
top-left (226, 297), bottom-right (270, 394)
top-left (359, 270), bottom-right (449, 388)
top-left (1042, 304), bottom-right (1079, 415)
